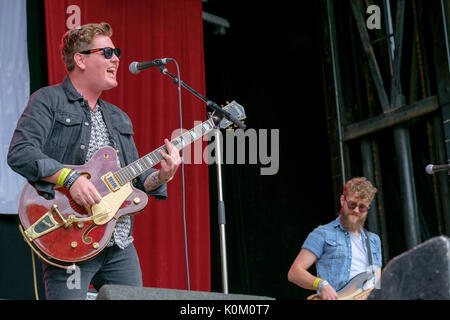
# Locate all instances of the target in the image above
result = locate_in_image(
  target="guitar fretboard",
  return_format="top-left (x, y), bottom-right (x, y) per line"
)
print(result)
top-left (113, 118), bottom-right (216, 185)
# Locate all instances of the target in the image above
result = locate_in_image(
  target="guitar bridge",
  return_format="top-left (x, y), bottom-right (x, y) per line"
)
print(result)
top-left (101, 172), bottom-right (120, 192)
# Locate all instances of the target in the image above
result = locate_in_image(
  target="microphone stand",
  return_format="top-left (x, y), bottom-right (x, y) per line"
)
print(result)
top-left (158, 65), bottom-right (245, 294)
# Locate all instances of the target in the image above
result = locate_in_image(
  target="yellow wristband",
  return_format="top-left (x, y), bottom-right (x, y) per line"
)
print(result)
top-left (313, 277), bottom-right (322, 290)
top-left (57, 168), bottom-right (72, 187)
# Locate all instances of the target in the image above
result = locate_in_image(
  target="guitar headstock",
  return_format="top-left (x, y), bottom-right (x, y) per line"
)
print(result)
top-left (215, 101), bottom-right (247, 129)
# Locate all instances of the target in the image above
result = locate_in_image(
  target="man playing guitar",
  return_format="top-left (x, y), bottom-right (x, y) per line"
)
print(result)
top-left (7, 22), bottom-right (181, 299)
top-left (287, 177), bottom-right (382, 300)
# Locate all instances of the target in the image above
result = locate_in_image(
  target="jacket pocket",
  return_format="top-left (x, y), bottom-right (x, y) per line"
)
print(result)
top-left (48, 112), bottom-right (83, 147)
top-left (115, 122), bottom-right (135, 152)
top-left (113, 121), bottom-right (138, 166)
top-left (116, 122), bottom-right (134, 136)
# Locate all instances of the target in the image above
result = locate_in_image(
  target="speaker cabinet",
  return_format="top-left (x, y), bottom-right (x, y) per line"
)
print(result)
top-left (369, 236), bottom-right (450, 300)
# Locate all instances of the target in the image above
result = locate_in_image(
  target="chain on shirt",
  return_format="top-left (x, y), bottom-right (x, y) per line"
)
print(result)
top-left (86, 104), bottom-right (133, 249)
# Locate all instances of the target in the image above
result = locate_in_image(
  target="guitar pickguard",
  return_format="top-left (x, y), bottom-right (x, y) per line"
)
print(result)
top-left (91, 181), bottom-right (133, 225)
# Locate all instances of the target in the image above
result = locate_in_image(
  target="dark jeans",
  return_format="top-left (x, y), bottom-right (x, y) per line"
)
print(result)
top-left (41, 243), bottom-right (142, 300)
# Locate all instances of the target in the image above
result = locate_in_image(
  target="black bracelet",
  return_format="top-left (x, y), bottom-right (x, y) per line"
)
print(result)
top-left (62, 170), bottom-right (75, 185)
top-left (63, 171), bottom-right (81, 189)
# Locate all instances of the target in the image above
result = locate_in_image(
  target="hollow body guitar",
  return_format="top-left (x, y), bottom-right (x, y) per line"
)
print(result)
top-left (18, 101), bottom-right (245, 268)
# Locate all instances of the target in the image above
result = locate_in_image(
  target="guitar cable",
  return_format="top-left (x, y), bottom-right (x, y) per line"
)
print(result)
top-left (173, 59), bottom-right (190, 291)
top-left (30, 249), bottom-right (39, 300)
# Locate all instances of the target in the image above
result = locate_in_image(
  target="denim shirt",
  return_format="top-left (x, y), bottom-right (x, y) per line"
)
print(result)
top-left (302, 217), bottom-right (382, 291)
top-left (7, 76), bottom-right (166, 201)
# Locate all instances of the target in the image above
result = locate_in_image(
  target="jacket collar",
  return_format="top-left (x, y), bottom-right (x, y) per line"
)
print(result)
top-left (62, 75), bottom-right (85, 102)
top-left (62, 76), bottom-right (111, 113)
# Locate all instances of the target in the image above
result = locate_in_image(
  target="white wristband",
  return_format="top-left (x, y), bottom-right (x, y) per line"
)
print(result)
top-left (317, 280), bottom-right (329, 294)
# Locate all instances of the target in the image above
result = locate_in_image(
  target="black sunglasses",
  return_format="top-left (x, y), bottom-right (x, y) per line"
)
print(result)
top-left (79, 47), bottom-right (121, 59)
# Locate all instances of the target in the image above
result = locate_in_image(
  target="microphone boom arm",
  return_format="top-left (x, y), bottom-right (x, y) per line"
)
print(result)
top-left (158, 66), bottom-right (246, 129)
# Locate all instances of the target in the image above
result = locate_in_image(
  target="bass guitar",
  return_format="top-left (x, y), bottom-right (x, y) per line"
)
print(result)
top-left (18, 101), bottom-right (246, 268)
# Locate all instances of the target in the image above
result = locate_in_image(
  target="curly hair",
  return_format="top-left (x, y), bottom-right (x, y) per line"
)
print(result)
top-left (342, 177), bottom-right (377, 203)
top-left (61, 22), bottom-right (113, 72)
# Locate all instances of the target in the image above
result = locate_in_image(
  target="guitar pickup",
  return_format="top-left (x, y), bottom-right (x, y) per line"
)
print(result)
top-left (101, 172), bottom-right (120, 192)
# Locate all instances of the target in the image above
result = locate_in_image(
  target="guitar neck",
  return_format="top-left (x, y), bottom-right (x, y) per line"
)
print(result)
top-left (114, 117), bottom-right (216, 185)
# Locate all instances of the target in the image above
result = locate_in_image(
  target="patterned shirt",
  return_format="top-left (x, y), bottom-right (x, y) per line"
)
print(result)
top-left (87, 104), bottom-right (133, 249)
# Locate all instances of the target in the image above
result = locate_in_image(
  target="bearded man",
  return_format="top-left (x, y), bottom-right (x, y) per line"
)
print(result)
top-left (287, 177), bottom-right (382, 300)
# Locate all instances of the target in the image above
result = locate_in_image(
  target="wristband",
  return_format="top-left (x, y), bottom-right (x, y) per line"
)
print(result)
top-left (313, 278), bottom-right (322, 290)
top-left (317, 280), bottom-right (329, 294)
top-left (57, 168), bottom-right (72, 187)
top-left (63, 171), bottom-right (81, 189)
top-left (158, 171), bottom-right (173, 183)
top-left (63, 170), bottom-right (76, 186)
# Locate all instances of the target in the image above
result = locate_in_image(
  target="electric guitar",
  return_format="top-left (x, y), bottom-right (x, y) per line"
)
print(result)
top-left (18, 101), bottom-right (246, 268)
top-left (307, 272), bottom-right (376, 300)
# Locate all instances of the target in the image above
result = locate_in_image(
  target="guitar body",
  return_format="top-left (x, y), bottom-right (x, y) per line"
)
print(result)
top-left (307, 272), bottom-right (375, 300)
top-left (18, 147), bottom-right (148, 268)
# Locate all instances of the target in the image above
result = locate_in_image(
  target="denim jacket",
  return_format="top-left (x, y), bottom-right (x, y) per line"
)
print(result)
top-left (7, 76), bottom-right (166, 200)
top-left (302, 217), bottom-right (382, 291)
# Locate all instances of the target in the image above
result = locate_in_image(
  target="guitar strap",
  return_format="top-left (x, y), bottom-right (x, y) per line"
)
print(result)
top-left (362, 228), bottom-right (373, 266)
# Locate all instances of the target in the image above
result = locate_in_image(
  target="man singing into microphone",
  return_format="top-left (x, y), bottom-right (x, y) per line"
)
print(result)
top-left (287, 177), bottom-right (382, 299)
top-left (8, 22), bottom-right (181, 299)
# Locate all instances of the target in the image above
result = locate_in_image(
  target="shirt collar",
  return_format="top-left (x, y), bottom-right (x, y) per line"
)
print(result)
top-left (331, 216), bottom-right (342, 229)
top-left (91, 103), bottom-right (102, 114)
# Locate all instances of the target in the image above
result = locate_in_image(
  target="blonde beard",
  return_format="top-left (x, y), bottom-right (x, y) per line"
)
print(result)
top-left (340, 212), bottom-right (367, 232)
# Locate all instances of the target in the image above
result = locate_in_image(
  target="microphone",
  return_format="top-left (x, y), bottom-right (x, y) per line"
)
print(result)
top-left (129, 58), bottom-right (173, 74)
top-left (425, 163), bottom-right (450, 175)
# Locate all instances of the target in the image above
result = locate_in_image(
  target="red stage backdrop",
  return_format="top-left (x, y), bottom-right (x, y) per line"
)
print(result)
top-left (44, 0), bottom-right (210, 291)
